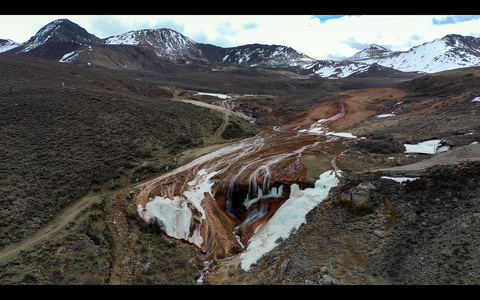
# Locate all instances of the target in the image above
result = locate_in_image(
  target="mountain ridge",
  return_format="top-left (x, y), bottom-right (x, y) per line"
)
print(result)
top-left (348, 43), bottom-right (393, 61)
top-left (4, 18), bottom-right (480, 78)
top-left (344, 34), bottom-right (480, 74)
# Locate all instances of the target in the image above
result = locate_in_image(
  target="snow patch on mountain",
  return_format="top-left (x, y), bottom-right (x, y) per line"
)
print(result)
top-left (7, 18), bottom-right (480, 78)
top-left (349, 44), bottom-right (393, 61)
top-left (345, 34), bottom-right (480, 74)
top-left (16, 19), bottom-right (64, 53)
top-left (221, 44), bottom-right (316, 68)
top-left (0, 39), bottom-right (19, 53)
top-left (105, 28), bottom-right (207, 63)
top-left (303, 60), bottom-right (370, 78)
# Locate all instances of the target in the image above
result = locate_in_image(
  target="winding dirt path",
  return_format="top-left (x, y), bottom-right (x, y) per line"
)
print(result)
top-left (0, 190), bottom-right (107, 263)
top-left (0, 96), bottom-right (247, 264)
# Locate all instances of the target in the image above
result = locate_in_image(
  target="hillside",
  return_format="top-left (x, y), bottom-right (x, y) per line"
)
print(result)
top-left (204, 67), bottom-right (480, 285)
top-left (0, 54), bottom-right (256, 252)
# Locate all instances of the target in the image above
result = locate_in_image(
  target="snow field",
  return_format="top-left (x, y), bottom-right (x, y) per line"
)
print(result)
top-left (240, 170), bottom-right (341, 271)
top-left (137, 169), bottom-right (219, 248)
top-left (404, 139), bottom-right (449, 155)
top-left (194, 92), bottom-right (232, 99)
top-left (299, 127), bottom-right (358, 138)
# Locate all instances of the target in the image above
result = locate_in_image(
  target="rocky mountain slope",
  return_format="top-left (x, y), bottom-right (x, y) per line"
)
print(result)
top-left (6, 19), bottom-right (480, 78)
top-left (200, 43), bottom-right (316, 68)
top-left (298, 34), bottom-right (480, 78)
top-left (0, 38), bottom-right (19, 53)
top-left (104, 28), bottom-right (209, 64)
top-left (12, 19), bottom-right (103, 61)
top-left (5, 19), bottom-right (315, 72)
top-left (347, 34), bottom-right (480, 73)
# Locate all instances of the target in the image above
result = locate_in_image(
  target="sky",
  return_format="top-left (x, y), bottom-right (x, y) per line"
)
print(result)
top-left (2, 15), bottom-right (480, 60)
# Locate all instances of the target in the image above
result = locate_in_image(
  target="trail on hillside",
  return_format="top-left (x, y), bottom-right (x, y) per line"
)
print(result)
top-left (0, 190), bottom-right (106, 263)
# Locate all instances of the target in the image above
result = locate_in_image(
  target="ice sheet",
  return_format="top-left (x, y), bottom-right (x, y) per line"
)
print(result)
top-left (240, 170), bottom-right (340, 271)
top-left (404, 139), bottom-right (449, 154)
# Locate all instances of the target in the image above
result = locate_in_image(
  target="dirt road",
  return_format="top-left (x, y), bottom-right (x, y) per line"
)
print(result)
top-left (0, 190), bottom-right (106, 263)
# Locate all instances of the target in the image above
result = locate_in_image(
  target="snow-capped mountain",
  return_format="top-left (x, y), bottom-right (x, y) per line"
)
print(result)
top-left (0, 39), bottom-right (19, 53)
top-left (348, 44), bottom-right (394, 61)
top-left (299, 59), bottom-right (369, 78)
top-left (105, 28), bottom-right (208, 63)
top-left (4, 18), bottom-right (480, 78)
top-left (11, 18), bottom-right (103, 60)
top-left (3, 19), bottom-right (317, 71)
top-left (346, 34), bottom-right (480, 74)
top-left (299, 34), bottom-right (480, 78)
top-left (216, 44), bottom-right (316, 68)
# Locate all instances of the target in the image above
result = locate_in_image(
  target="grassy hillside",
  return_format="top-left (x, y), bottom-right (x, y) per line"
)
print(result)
top-left (0, 54), bottom-right (256, 247)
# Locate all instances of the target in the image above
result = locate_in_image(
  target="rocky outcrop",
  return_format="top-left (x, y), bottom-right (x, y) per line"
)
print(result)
top-left (217, 160), bottom-right (480, 285)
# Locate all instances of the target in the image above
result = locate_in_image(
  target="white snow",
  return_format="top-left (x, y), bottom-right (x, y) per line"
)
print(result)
top-left (404, 139), bottom-right (449, 154)
top-left (349, 44), bottom-right (392, 61)
top-left (376, 113), bottom-right (395, 118)
top-left (139, 195), bottom-right (202, 245)
top-left (472, 97), bottom-right (480, 102)
top-left (105, 31), bottom-right (141, 45)
top-left (59, 50), bottom-right (77, 63)
top-left (298, 126), bottom-right (357, 138)
top-left (0, 39), bottom-right (19, 53)
top-left (298, 126), bottom-right (325, 134)
top-left (137, 169), bottom-right (218, 247)
top-left (325, 132), bottom-right (358, 138)
top-left (312, 61), bottom-right (369, 78)
top-left (240, 170), bottom-right (340, 271)
top-left (194, 92), bottom-right (232, 99)
top-left (381, 176), bottom-right (419, 183)
top-left (313, 35), bottom-right (480, 79)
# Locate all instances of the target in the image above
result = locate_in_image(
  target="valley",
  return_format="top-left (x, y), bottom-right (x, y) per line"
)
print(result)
top-left (1, 18), bottom-right (480, 285)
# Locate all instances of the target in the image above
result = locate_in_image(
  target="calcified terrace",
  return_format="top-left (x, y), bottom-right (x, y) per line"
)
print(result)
top-left (129, 99), bottom-right (356, 267)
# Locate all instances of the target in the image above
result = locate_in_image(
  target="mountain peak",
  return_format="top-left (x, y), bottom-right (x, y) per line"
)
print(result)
top-left (348, 43), bottom-right (392, 61)
top-left (34, 19), bottom-right (91, 41)
top-left (16, 18), bottom-right (102, 54)
top-left (105, 28), bottom-right (193, 46)
top-left (367, 43), bottom-right (389, 51)
top-left (0, 38), bottom-right (20, 53)
top-left (437, 33), bottom-right (480, 49)
top-left (218, 43), bottom-right (315, 67)
top-left (105, 27), bottom-right (206, 63)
